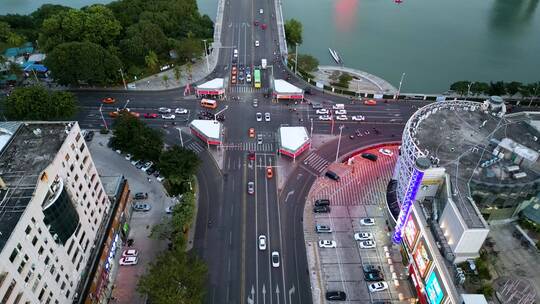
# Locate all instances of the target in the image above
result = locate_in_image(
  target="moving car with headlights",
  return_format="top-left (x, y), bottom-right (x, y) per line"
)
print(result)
top-left (158, 107), bottom-right (172, 113)
top-left (162, 114), bottom-right (175, 120)
top-left (316, 109), bottom-right (329, 115)
top-left (335, 109), bottom-right (347, 115)
top-left (336, 115), bottom-right (348, 121)
top-left (175, 108), bottom-right (188, 114)
top-left (351, 115), bottom-right (365, 121)
top-left (319, 115), bottom-right (332, 121)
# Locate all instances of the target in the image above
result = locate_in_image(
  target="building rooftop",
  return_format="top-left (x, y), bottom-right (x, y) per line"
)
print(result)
top-left (274, 79), bottom-right (303, 94)
top-left (0, 122), bottom-right (72, 252)
top-left (278, 126), bottom-right (309, 152)
top-left (410, 102), bottom-right (540, 229)
top-left (189, 120), bottom-right (221, 140)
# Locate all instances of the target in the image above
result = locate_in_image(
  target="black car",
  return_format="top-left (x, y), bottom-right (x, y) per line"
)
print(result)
top-left (146, 167), bottom-right (156, 175)
top-left (364, 271), bottom-right (384, 282)
top-left (363, 264), bottom-right (382, 273)
top-left (313, 205), bottom-right (330, 213)
top-left (361, 153), bottom-right (378, 161)
top-left (134, 192), bottom-right (148, 200)
top-left (84, 130), bottom-right (94, 142)
top-left (314, 199), bottom-right (330, 207)
top-left (325, 291), bottom-right (346, 301)
top-left (325, 170), bottom-right (340, 181)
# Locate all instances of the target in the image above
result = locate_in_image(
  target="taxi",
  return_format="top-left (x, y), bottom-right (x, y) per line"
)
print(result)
top-left (102, 97), bottom-right (115, 104)
top-left (249, 128), bottom-right (255, 138)
top-left (364, 99), bottom-right (377, 105)
top-left (266, 166), bottom-right (273, 179)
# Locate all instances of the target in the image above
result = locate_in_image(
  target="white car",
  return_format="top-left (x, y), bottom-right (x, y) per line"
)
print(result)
top-left (119, 256), bottom-right (138, 266)
top-left (318, 240), bottom-right (337, 248)
top-left (335, 109), bottom-right (347, 115)
top-left (115, 149), bottom-right (122, 154)
top-left (368, 282), bottom-right (388, 293)
top-left (165, 206), bottom-right (174, 214)
top-left (157, 175), bottom-right (165, 182)
top-left (354, 232), bottom-right (373, 241)
top-left (316, 109), bottom-right (329, 115)
top-left (336, 115), bottom-right (348, 121)
top-left (258, 235), bottom-right (267, 250)
top-left (125, 153), bottom-right (133, 161)
top-left (162, 114), bottom-right (176, 120)
top-left (318, 115), bottom-right (332, 121)
top-left (256, 112), bottom-right (263, 121)
top-left (379, 148), bottom-right (393, 156)
top-left (264, 112), bottom-right (271, 122)
top-left (259, 8), bottom-right (264, 14)
top-left (359, 240), bottom-right (376, 249)
top-left (257, 134), bottom-right (263, 145)
top-left (141, 161), bottom-right (153, 172)
top-left (233, 49), bottom-right (238, 58)
top-left (246, 74), bottom-right (252, 83)
top-left (255, 40), bottom-right (260, 47)
top-left (122, 249), bottom-right (139, 257)
top-left (131, 159), bottom-right (139, 166)
top-left (271, 251), bottom-right (280, 267)
top-left (158, 107), bottom-right (171, 113)
top-left (351, 115), bottom-right (365, 121)
top-left (175, 108), bottom-right (188, 114)
top-left (360, 218), bottom-right (375, 226)
top-left (332, 104), bottom-right (344, 110)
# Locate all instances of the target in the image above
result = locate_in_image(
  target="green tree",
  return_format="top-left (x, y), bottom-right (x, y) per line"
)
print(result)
top-left (488, 81), bottom-right (506, 96)
top-left (162, 74), bottom-right (170, 86)
top-left (336, 73), bottom-right (353, 88)
top-left (297, 54), bottom-right (319, 73)
top-left (159, 145), bottom-right (200, 195)
top-left (111, 115), bottom-right (164, 162)
top-left (30, 4), bottom-right (71, 27)
top-left (284, 18), bottom-right (303, 47)
top-left (44, 41), bottom-right (122, 86)
top-left (174, 37), bottom-right (203, 63)
top-left (173, 66), bottom-right (182, 81)
top-left (137, 249), bottom-right (207, 304)
top-left (145, 50), bottom-right (159, 73)
top-left (152, 192), bottom-right (196, 240)
top-left (4, 85), bottom-right (77, 120)
top-left (120, 20), bottom-right (168, 66)
top-left (38, 5), bottom-right (121, 52)
top-left (449, 81), bottom-right (470, 96)
top-left (505, 81), bottom-right (522, 96)
top-left (471, 82), bottom-right (489, 95)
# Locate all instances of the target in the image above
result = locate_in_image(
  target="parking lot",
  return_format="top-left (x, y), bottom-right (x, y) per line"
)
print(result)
top-left (88, 133), bottom-right (177, 304)
top-left (304, 146), bottom-right (413, 303)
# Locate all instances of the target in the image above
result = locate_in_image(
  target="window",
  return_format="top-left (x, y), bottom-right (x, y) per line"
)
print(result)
top-left (70, 143), bottom-right (75, 150)
top-left (75, 133), bottom-right (81, 142)
top-left (0, 272), bottom-right (8, 289)
top-left (74, 174), bottom-right (79, 182)
top-left (38, 288), bottom-right (45, 301)
top-left (69, 164), bottom-right (74, 172)
top-left (84, 239), bottom-right (89, 252)
top-left (78, 184), bottom-right (83, 191)
top-left (55, 274), bottom-right (60, 283)
top-left (64, 154), bottom-right (70, 161)
top-left (32, 236), bottom-right (37, 246)
top-left (17, 260), bottom-right (26, 273)
top-left (38, 246), bottom-right (44, 255)
top-left (38, 228), bottom-right (42, 234)
top-left (44, 256), bottom-right (50, 265)
top-left (9, 248), bottom-right (18, 263)
top-left (49, 265), bottom-right (55, 275)
top-left (83, 156), bottom-right (89, 165)
top-left (1, 279), bottom-right (16, 303)
top-left (80, 143), bottom-right (86, 152)
top-left (72, 248), bottom-right (79, 263)
top-left (65, 290), bottom-right (70, 299)
top-left (13, 292), bottom-right (22, 304)
top-left (67, 240), bottom-right (74, 255)
top-left (83, 193), bottom-right (87, 201)
top-left (32, 274), bottom-right (41, 293)
top-left (79, 163), bottom-right (83, 170)
top-left (25, 225), bottom-right (31, 235)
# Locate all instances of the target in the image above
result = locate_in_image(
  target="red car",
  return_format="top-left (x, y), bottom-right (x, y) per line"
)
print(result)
top-left (364, 99), bottom-right (377, 105)
top-left (144, 113), bottom-right (159, 118)
top-left (248, 151), bottom-right (255, 161)
top-left (261, 23), bottom-right (267, 30)
top-left (102, 97), bottom-right (115, 104)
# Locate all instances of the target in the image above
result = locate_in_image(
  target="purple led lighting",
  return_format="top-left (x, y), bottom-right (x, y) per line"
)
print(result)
top-left (393, 168), bottom-right (425, 244)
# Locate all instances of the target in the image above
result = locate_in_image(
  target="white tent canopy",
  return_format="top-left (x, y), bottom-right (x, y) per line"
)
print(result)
top-left (279, 126), bottom-right (309, 152)
top-left (190, 120), bottom-right (221, 140)
top-left (196, 78), bottom-right (224, 90)
top-left (274, 79), bottom-right (303, 94)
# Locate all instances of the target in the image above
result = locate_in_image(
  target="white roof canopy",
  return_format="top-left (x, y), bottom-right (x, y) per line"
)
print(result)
top-left (190, 120), bottom-right (221, 139)
top-left (279, 126), bottom-right (309, 152)
top-left (196, 78), bottom-right (224, 90)
top-left (274, 79), bottom-right (303, 94)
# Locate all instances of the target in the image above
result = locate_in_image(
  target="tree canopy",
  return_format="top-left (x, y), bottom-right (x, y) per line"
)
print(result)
top-left (284, 18), bottom-right (303, 47)
top-left (3, 85), bottom-right (77, 120)
top-left (297, 54), bottom-right (319, 73)
top-left (159, 145), bottom-right (200, 195)
top-left (44, 41), bottom-right (122, 86)
top-left (110, 115), bottom-right (164, 162)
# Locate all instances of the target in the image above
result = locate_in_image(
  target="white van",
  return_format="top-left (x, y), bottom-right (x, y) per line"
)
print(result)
top-left (332, 103), bottom-right (344, 110)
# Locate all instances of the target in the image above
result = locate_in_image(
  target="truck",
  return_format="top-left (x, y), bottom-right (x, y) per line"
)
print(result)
top-left (261, 59), bottom-right (267, 69)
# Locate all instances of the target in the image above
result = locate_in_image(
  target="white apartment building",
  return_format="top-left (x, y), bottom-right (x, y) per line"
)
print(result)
top-left (0, 121), bottom-right (111, 304)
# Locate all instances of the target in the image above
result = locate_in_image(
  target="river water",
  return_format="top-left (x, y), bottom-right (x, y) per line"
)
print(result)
top-left (2, 0), bottom-right (539, 93)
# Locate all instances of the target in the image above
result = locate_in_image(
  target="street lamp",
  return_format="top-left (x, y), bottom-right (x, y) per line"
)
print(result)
top-left (295, 42), bottom-right (299, 75)
top-left (335, 125), bottom-right (344, 162)
top-left (99, 104), bottom-right (108, 130)
top-left (118, 68), bottom-right (127, 90)
top-left (396, 72), bottom-right (406, 100)
top-left (202, 39), bottom-right (210, 73)
top-left (176, 127), bottom-right (184, 147)
top-left (309, 118), bottom-right (314, 150)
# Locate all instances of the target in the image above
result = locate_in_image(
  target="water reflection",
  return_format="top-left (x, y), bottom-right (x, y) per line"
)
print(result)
top-left (334, 0), bottom-right (358, 32)
top-left (490, 0), bottom-right (539, 32)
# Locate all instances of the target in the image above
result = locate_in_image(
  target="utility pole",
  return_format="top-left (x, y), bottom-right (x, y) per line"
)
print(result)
top-left (203, 39), bottom-right (210, 73)
top-left (335, 125), bottom-right (344, 162)
top-left (295, 43), bottom-right (298, 75)
top-left (99, 104), bottom-right (108, 130)
top-left (466, 82), bottom-right (475, 101)
top-left (396, 72), bottom-right (405, 100)
top-left (309, 118), bottom-right (314, 149)
top-left (176, 127), bottom-right (184, 147)
top-left (118, 68), bottom-right (127, 90)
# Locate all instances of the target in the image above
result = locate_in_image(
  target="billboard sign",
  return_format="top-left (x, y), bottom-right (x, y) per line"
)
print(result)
top-left (404, 213), bottom-right (419, 250)
top-left (425, 270), bottom-right (445, 304)
top-left (413, 239), bottom-right (432, 278)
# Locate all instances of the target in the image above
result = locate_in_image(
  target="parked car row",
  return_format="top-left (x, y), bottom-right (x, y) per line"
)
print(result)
top-left (114, 148), bottom-right (166, 182)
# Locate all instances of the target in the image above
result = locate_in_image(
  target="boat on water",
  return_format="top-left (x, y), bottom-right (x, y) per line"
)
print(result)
top-left (328, 48), bottom-right (343, 64)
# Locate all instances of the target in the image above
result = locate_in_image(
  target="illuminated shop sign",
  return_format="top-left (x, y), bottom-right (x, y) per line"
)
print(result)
top-left (104, 233), bottom-right (119, 272)
top-left (425, 270), bottom-right (445, 304)
top-left (393, 167), bottom-right (425, 243)
top-left (404, 213), bottom-right (419, 250)
top-left (413, 240), bottom-right (432, 278)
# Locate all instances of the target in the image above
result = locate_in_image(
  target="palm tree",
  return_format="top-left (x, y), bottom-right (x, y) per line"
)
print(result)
top-left (173, 66), bottom-right (182, 82)
top-left (144, 51), bottom-right (159, 73)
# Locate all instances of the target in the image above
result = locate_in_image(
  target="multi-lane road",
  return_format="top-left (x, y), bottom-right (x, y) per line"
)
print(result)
top-left (68, 0), bottom-right (430, 302)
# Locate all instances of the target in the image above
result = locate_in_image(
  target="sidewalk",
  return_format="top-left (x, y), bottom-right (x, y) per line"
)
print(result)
top-left (312, 66), bottom-right (397, 94)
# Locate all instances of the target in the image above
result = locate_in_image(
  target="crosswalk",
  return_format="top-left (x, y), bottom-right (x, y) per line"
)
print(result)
top-left (228, 86), bottom-right (264, 93)
top-left (301, 152), bottom-right (329, 175)
top-left (224, 142), bottom-right (274, 152)
top-left (185, 141), bottom-right (205, 154)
